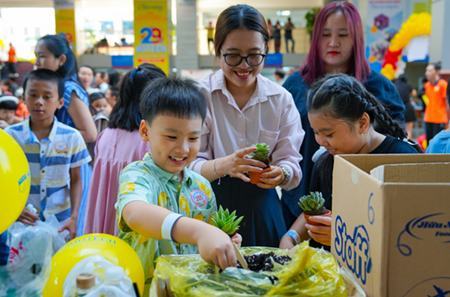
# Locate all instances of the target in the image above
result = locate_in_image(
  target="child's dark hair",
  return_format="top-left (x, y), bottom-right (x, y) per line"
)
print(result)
top-left (97, 71), bottom-right (108, 81)
top-left (23, 69), bottom-right (65, 99)
top-left (108, 63), bottom-right (165, 131)
top-left (275, 69), bottom-right (285, 79)
top-left (38, 34), bottom-right (79, 80)
top-left (108, 86), bottom-right (119, 98)
top-left (308, 74), bottom-right (407, 139)
top-left (214, 4), bottom-right (269, 56)
top-left (0, 96), bottom-right (18, 110)
top-left (89, 92), bottom-right (105, 105)
top-left (108, 69), bottom-right (121, 87)
top-left (140, 77), bottom-right (206, 125)
top-left (429, 61), bottom-right (442, 72)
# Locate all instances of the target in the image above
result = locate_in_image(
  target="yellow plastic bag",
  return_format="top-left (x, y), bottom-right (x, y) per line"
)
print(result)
top-left (150, 243), bottom-right (360, 297)
top-left (267, 241), bottom-right (347, 296)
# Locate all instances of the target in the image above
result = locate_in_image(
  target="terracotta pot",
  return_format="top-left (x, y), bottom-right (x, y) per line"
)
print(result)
top-left (304, 209), bottom-right (332, 226)
top-left (248, 166), bottom-right (271, 185)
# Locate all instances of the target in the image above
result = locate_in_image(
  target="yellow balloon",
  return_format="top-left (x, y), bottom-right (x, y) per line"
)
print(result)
top-left (0, 130), bottom-right (30, 233)
top-left (43, 233), bottom-right (145, 296)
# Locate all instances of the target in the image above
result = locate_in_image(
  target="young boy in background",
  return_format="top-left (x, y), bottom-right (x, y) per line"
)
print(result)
top-left (0, 95), bottom-right (19, 128)
top-left (115, 77), bottom-right (240, 291)
top-left (5, 69), bottom-right (91, 239)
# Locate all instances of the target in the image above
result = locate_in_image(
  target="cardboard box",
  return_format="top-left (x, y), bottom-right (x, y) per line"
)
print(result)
top-left (331, 154), bottom-right (450, 297)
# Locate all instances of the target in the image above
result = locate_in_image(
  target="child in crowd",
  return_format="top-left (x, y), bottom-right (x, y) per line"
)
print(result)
top-left (86, 92), bottom-right (110, 160)
top-left (105, 86), bottom-right (119, 108)
top-left (115, 77), bottom-right (240, 291)
top-left (5, 69), bottom-right (91, 239)
top-left (191, 4), bottom-right (304, 247)
top-left (0, 95), bottom-right (19, 128)
top-left (95, 71), bottom-right (109, 93)
top-left (14, 87), bottom-right (30, 121)
top-left (280, 74), bottom-right (418, 249)
top-left (35, 34), bottom-right (96, 235)
top-left (84, 64), bottom-right (164, 235)
top-left (89, 91), bottom-right (111, 117)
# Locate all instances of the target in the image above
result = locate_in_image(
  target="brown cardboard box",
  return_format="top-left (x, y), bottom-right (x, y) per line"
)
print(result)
top-left (331, 154), bottom-right (450, 297)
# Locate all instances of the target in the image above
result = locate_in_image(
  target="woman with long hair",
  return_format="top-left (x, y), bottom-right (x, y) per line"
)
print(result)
top-left (280, 1), bottom-right (406, 231)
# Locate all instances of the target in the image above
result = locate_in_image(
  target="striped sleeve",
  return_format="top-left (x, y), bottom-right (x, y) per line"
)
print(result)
top-left (68, 129), bottom-right (91, 168)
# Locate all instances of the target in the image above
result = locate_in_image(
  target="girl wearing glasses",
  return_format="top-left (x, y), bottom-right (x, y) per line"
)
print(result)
top-left (280, 1), bottom-right (406, 237)
top-left (191, 4), bottom-right (304, 247)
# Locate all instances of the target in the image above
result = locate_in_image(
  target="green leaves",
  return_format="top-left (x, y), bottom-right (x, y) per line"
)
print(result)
top-left (298, 192), bottom-right (325, 213)
top-left (210, 206), bottom-right (244, 236)
top-left (250, 143), bottom-right (270, 163)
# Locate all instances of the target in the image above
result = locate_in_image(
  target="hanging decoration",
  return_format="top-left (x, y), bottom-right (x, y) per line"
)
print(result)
top-left (381, 12), bottom-right (431, 80)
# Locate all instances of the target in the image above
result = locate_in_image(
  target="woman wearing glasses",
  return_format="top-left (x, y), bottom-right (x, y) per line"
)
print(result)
top-left (191, 4), bottom-right (304, 247)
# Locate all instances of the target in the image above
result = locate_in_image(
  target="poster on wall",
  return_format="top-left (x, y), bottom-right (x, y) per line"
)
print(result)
top-left (133, 0), bottom-right (169, 74)
top-left (54, 0), bottom-right (76, 52)
top-left (365, 0), bottom-right (403, 72)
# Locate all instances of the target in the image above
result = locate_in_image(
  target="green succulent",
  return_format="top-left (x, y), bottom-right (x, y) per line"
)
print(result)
top-left (210, 206), bottom-right (244, 236)
top-left (249, 143), bottom-right (270, 164)
top-left (298, 192), bottom-right (326, 215)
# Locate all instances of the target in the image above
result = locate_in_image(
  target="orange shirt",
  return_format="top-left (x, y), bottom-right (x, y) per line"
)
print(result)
top-left (424, 79), bottom-right (448, 123)
top-left (15, 101), bottom-right (29, 119)
top-left (8, 46), bottom-right (16, 63)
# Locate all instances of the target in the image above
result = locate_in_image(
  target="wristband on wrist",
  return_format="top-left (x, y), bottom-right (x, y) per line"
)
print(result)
top-left (161, 213), bottom-right (183, 241)
top-left (286, 229), bottom-right (300, 245)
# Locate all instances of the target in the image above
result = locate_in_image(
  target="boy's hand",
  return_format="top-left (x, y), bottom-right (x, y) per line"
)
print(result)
top-left (257, 165), bottom-right (284, 189)
top-left (17, 209), bottom-right (39, 225)
top-left (196, 224), bottom-right (237, 270)
top-left (231, 233), bottom-right (242, 248)
top-left (59, 217), bottom-right (77, 240)
top-left (305, 215), bottom-right (332, 246)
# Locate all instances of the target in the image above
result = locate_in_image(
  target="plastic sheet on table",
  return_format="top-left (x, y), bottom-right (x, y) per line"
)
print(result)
top-left (150, 242), bottom-right (365, 297)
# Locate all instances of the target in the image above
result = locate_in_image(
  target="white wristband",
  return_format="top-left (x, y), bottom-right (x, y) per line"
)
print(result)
top-left (161, 213), bottom-right (183, 241)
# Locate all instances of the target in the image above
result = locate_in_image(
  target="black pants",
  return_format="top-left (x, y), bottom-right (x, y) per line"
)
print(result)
top-left (425, 122), bottom-right (445, 144)
top-left (285, 37), bottom-right (295, 53)
top-left (6, 62), bottom-right (16, 75)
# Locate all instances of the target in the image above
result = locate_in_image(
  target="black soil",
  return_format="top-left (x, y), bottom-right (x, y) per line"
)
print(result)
top-left (238, 252), bottom-right (291, 272)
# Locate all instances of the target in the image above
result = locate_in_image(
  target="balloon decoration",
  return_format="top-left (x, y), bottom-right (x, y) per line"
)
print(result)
top-left (0, 130), bottom-right (30, 233)
top-left (381, 12), bottom-right (431, 80)
top-left (43, 233), bottom-right (145, 296)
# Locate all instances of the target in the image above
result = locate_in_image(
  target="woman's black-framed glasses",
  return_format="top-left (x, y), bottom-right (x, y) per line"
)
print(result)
top-left (222, 53), bottom-right (266, 67)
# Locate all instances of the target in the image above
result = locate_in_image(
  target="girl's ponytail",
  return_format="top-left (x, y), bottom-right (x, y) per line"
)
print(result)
top-left (363, 90), bottom-right (407, 139)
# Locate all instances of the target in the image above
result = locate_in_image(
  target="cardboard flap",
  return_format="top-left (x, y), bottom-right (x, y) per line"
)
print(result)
top-left (338, 154), bottom-right (450, 174)
top-left (370, 162), bottom-right (450, 183)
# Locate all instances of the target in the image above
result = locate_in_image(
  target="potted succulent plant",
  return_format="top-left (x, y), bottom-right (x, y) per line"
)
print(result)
top-left (210, 206), bottom-right (244, 236)
top-left (298, 192), bottom-right (331, 225)
top-left (248, 143), bottom-right (271, 185)
top-left (210, 206), bottom-right (247, 268)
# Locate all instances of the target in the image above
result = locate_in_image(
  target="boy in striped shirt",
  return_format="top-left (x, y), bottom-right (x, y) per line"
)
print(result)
top-left (6, 69), bottom-right (91, 239)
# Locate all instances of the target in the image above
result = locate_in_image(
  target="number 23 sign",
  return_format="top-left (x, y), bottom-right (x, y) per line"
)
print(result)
top-left (140, 27), bottom-right (162, 44)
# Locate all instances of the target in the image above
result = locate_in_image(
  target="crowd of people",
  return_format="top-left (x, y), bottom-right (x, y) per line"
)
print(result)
top-left (0, 1), bottom-right (449, 294)
top-left (206, 15), bottom-right (296, 55)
